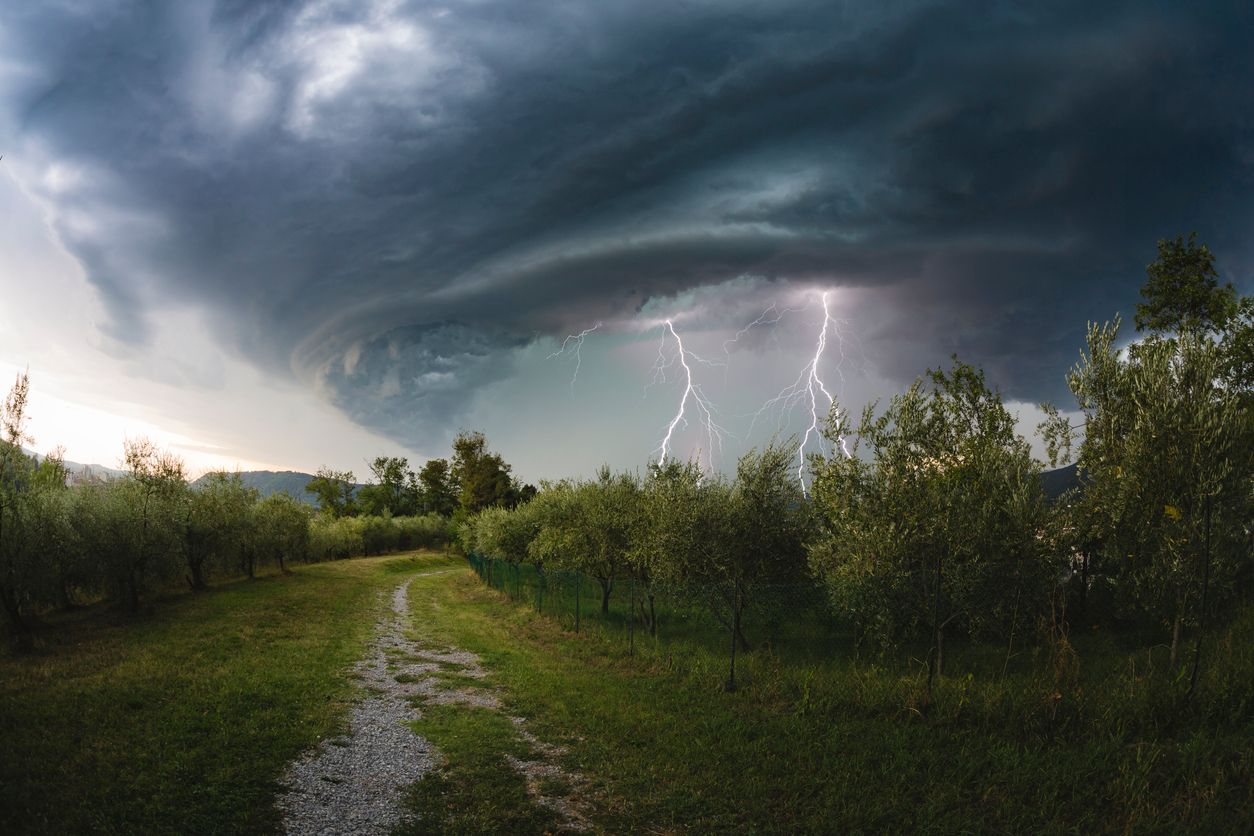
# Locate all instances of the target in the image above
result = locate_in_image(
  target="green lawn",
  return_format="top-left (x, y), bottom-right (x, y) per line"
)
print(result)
top-left (0, 551), bottom-right (461, 835)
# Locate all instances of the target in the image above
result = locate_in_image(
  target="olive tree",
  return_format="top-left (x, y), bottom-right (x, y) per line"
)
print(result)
top-left (636, 459), bottom-right (730, 646)
top-left (252, 492), bottom-right (311, 574)
top-left (572, 469), bottom-right (640, 614)
top-left (721, 443), bottom-right (812, 685)
top-left (639, 448), bottom-right (809, 690)
top-left (0, 371), bottom-right (35, 635)
top-left (1042, 321), bottom-right (1250, 667)
top-left (1041, 238), bottom-right (1252, 671)
top-left (808, 360), bottom-right (1049, 683)
top-left (185, 471), bottom-right (256, 588)
top-left (0, 376), bottom-right (87, 638)
top-left (525, 482), bottom-right (579, 608)
top-left (21, 454), bottom-right (87, 611)
top-left (113, 438), bottom-right (188, 611)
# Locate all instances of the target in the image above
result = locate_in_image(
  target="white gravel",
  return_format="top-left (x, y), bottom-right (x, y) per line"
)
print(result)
top-left (276, 576), bottom-right (439, 835)
top-left (276, 567), bottom-right (593, 833)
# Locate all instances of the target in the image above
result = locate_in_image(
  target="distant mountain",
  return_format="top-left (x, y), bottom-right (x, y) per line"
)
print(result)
top-left (22, 448), bottom-right (126, 482)
top-left (1041, 462), bottom-right (1080, 501)
top-left (65, 461), bottom-right (127, 482)
top-left (191, 470), bottom-right (323, 506)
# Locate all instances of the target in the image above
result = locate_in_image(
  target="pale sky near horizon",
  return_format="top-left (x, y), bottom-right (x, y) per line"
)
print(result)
top-left (2, 2), bottom-right (1250, 484)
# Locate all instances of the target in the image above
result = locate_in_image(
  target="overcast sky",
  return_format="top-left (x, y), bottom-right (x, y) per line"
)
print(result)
top-left (1, 0), bottom-right (1251, 482)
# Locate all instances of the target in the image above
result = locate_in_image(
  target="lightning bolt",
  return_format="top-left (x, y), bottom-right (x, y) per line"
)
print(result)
top-left (649, 320), bottom-right (730, 471)
top-left (547, 322), bottom-right (601, 394)
top-left (546, 291), bottom-right (860, 486)
top-left (720, 302), bottom-right (810, 363)
top-left (748, 291), bottom-right (852, 494)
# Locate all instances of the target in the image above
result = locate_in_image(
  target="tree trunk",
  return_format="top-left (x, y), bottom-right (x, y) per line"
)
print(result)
top-left (726, 599), bottom-right (741, 692)
top-left (58, 576), bottom-right (76, 610)
top-left (1076, 548), bottom-right (1091, 620)
top-left (932, 551), bottom-right (943, 676)
top-left (928, 550), bottom-right (944, 699)
top-left (1188, 496), bottom-right (1213, 698)
top-left (636, 591), bottom-right (658, 636)
top-left (188, 557), bottom-right (206, 591)
top-left (1, 584), bottom-right (27, 634)
top-left (1169, 606), bottom-right (1183, 669)
top-left (127, 570), bottom-right (140, 614)
top-left (599, 577), bottom-right (612, 614)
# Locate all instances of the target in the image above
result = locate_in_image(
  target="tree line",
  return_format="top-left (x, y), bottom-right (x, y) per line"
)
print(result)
top-left (461, 235), bottom-right (1253, 691)
top-left (304, 430), bottom-right (535, 520)
top-left (0, 409), bottom-right (537, 647)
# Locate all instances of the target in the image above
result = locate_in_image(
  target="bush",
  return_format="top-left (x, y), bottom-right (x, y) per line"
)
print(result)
top-left (309, 515), bottom-right (365, 562)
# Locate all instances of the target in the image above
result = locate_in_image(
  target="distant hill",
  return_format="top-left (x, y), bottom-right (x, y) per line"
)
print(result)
top-left (22, 448), bottom-right (126, 482)
top-left (1041, 462), bottom-right (1080, 501)
top-left (19, 450), bottom-right (349, 506)
top-left (191, 470), bottom-right (323, 506)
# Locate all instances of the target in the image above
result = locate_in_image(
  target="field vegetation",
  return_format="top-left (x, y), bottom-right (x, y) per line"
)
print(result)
top-left (0, 552), bottom-right (461, 833)
top-left (0, 234), bottom-right (1250, 832)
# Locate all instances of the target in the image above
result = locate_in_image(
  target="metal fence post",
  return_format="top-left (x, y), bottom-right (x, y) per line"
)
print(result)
top-left (726, 588), bottom-right (738, 693)
top-left (629, 576), bottom-right (635, 656)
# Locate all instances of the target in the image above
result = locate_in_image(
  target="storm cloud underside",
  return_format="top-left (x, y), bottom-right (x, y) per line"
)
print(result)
top-left (2, 0), bottom-right (1252, 453)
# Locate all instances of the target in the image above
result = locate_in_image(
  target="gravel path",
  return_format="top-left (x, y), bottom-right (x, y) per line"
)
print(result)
top-left (276, 566), bottom-right (592, 833)
top-left (276, 572), bottom-right (451, 835)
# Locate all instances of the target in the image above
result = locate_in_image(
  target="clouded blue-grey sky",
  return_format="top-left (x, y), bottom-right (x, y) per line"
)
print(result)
top-left (1, 0), bottom-right (1251, 481)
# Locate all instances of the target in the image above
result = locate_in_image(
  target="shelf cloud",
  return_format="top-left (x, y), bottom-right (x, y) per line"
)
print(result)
top-left (2, 0), bottom-right (1251, 449)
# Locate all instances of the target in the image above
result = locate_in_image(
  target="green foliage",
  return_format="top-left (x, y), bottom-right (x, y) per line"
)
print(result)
top-left (305, 466), bottom-right (357, 518)
top-left (0, 373), bottom-right (483, 640)
top-left (451, 431), bottom-right (531, 513)
top-left (251, 492), bottom-right (312, 574)
top-left (308, 515), bottom-right (366, 561)
top-left (473, 503), bottom-right (540, 565)
top-left (358, 455), bottom-right (420, 517)
top-left (185, 471), bottom-right (257, 587)
top-left (1135, 232), bottom-right (1237, 336)
top-left (1219, 295), bottom-right (1254, 395)
top-left (1062, 312), bottom-right (1251, 662)
top-left (0, 371), bottom-right (37, 633)
top-left (530, 468), bottom-right (641, 612)
top-left (807, 360), bottom-right (1050, 656)
top-left (393, 513), bottom-right (455, 551)
top-left (416, 457), bottom-right (458, 516)
top-left (635, 445), bottom-right (812, 654)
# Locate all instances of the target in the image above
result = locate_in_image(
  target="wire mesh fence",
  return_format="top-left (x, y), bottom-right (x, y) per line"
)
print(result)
top-left (464, 552), bottom-right (843, 685)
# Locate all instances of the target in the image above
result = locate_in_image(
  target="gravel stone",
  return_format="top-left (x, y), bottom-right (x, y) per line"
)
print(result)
top-left (276, 566), bottom-right (592, 833)
top-left (276, 575), bottom-right (440, 835)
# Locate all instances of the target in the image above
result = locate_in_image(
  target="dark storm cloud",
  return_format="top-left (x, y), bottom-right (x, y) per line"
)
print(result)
top-left (2, 0), bottom-right (1252, 445)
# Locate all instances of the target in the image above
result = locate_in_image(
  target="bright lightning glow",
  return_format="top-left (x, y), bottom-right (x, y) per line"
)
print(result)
top-left (749, 291), bottom-right (853, 494)
top-left (547, 322), bottom-right (601, 394)
top-left (650, 320), bottom-right (729, 471)
top-left (720, 302), bottom-right (808, 363)
top-left (546, 291), bottom-right (861, 485)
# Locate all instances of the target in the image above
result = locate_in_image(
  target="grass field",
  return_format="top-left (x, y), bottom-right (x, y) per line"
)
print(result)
top-left (3, 554), bottom-right (1251, 834)
top-left (400, 568), bottom-right (1254, 833)
top-left (0, 552), bottom-right (461, 834)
